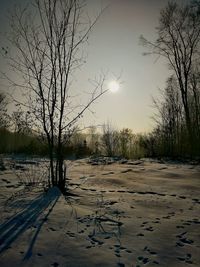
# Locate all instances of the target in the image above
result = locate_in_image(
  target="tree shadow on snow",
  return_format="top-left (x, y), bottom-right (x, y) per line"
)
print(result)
top-left (0, 187), bottom-right (61, 259)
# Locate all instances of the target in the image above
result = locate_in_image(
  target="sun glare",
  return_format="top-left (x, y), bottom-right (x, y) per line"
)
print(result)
top-left (109, 80), bottom-right (120, 93)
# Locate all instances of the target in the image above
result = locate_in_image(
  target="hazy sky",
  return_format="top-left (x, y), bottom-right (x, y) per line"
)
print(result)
top-left (0, 0), bottom-right (189, 133)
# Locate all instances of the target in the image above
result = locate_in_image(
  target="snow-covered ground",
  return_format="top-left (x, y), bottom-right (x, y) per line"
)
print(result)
top-left (0, 159), bottom-right (200, 267)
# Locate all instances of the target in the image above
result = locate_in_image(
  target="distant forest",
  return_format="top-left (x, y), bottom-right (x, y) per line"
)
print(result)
top-left (0, 123), bottom-right (154, 159)
top-left (0, 120), bottom-right (199, 160)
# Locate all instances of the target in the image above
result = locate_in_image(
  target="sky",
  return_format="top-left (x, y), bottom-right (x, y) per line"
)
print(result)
top-left (0, 0), bottom-right (189, 133)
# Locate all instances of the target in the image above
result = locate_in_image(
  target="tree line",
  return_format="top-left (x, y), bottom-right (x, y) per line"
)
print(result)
top-left (141, 0), bottom-right (200, 158)
top-left (0, 116), bottom-right (145, 159)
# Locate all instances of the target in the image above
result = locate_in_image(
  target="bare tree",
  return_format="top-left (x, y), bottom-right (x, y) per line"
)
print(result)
top-left (101, 122), bottom-right (118, 157)
top-left (0, 92), bottom-right (9, 129)
top-left (189, 64), bottom-right (200, 143)
top-left (140, 1), bottom-right (200, 151)
top-left (86, 126), bottom-right (100, 155)
top-left (118, 128), bottom-right (132, 158)
top-left (11, 109), bottom-right (31, 134)
top-left (3, 0), bottom-right (108, 193)
top-left (152, 76), bottom-right (186, 156)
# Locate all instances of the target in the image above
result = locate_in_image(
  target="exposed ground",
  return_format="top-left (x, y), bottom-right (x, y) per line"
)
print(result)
top-left (0, 158), bottom-right (200, 267)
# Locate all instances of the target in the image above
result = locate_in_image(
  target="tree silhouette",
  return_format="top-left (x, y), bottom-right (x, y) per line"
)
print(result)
top-left (4, 0), bottom-right (107, 193)
top-left (141, 1), bottom-right (200, 155)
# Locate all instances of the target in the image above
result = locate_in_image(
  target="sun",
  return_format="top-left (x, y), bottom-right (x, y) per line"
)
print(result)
top-left (109, 80), bottom-right (120, 93)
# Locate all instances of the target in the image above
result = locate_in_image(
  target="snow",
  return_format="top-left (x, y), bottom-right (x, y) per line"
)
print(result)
top-left (0, 159), bottom-right (200, 267)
